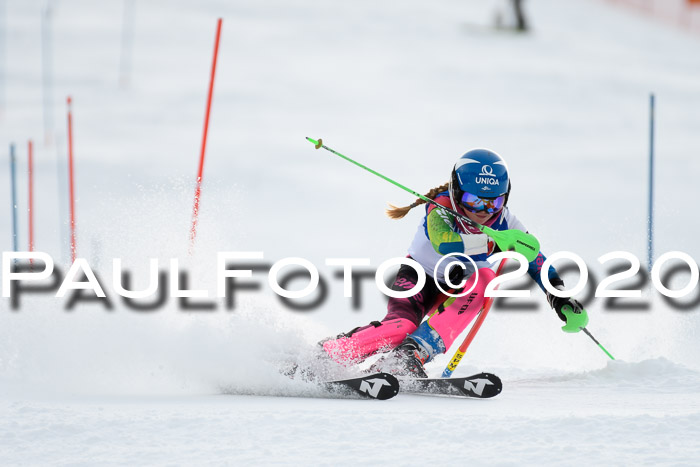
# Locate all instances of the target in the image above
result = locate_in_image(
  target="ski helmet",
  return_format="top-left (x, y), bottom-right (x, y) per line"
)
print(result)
top-left (450, 148), bottom-right (511, 214)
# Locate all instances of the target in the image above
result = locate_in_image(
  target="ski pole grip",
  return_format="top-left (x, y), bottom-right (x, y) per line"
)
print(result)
top-left (305, 137), bottom-right (323, 149)
top-left (561, 305), bottom-right (589, 333)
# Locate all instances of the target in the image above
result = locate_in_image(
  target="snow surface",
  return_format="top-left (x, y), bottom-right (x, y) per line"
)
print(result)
top-left (1, 0), bottom-right (700, 465)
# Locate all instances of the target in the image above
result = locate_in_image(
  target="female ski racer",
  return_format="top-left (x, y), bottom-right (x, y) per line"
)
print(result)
top-left (320, 148), bottom-right (589, 377)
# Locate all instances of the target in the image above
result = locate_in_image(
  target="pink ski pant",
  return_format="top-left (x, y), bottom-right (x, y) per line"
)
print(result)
top-left (322, 264), bottom-right (496, 364)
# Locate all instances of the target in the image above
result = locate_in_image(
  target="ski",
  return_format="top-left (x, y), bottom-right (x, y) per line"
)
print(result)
top-left (324, 373), bottom-right (400, 400)
top-left (399, 372), bottom-right (502, 398)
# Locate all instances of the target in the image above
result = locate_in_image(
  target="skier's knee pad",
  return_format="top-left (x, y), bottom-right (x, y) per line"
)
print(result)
top-left (411, 267), bottom-right (497, 360)
top-left (322, 318), bottom-right (418, 365)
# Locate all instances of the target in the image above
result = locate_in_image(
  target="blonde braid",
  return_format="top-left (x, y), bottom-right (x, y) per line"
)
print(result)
top-left (385, 182), bottom-right (450, 219)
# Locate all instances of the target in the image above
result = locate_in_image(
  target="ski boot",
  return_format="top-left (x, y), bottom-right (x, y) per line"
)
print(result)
top-left (368, 337), bottom-right (429, 378)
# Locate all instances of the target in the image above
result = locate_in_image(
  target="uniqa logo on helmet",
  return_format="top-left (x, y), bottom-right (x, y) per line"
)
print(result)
top-left (474, 165), bottom-right (500, 186)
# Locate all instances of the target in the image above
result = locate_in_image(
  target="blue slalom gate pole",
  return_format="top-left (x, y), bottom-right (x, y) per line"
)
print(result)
top-left (647, 94), bottom-right (655, 273)
top-left (9, 142), bottom-right (18, 252)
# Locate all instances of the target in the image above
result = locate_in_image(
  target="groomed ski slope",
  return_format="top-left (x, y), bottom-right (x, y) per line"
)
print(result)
top-left (1, 0), bottom-right (700, 464)
top-left (2, 357), bottom-right (700, 464)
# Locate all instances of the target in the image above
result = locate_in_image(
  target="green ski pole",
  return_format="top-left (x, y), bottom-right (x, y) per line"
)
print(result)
top-left (560, 305), bottom-right (615, 360)
top-left (306, 137), bottom-right (541, 262)
top-left (581, 327), bottom-right (615, 360)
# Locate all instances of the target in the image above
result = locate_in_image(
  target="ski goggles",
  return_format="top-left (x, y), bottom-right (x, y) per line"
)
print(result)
top-left (460, 191), bottom-right (505, 214)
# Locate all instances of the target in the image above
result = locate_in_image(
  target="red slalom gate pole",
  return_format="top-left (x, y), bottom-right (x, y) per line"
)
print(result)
top-left (442, 260), bottom-right (508, 377)
top-left (189, 18), bottom-right (223, 255)
top-left (67, 97), bottom-right (77, 263)
top-left (28, 139), bottom-right (35, 253)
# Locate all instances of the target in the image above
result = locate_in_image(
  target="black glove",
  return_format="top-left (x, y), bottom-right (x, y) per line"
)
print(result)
top-left (546, 288), bottom-right (584, 322)
top-left (546, 284), bottom-right (589, 333)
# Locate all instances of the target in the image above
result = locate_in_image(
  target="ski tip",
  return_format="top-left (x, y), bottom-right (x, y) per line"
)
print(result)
top-left (374, 373), bottom-right (400, 400)
top-left (404, 372), bottom-right (503, 399)
top-left (325, 372), bottom-right (400, 400)
top-left (478, 372), bottom-right (503, 398)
